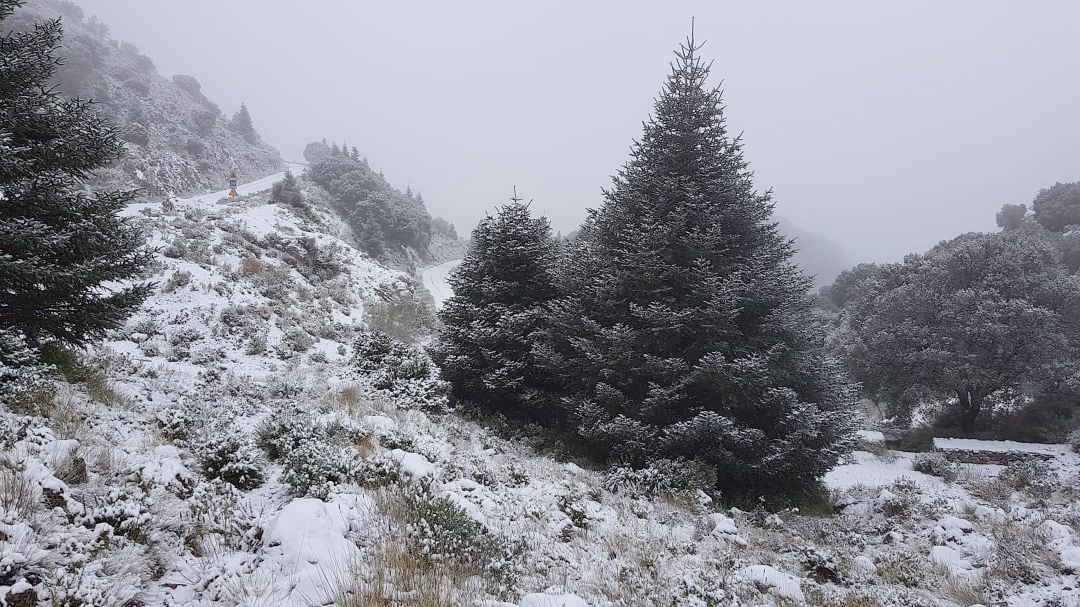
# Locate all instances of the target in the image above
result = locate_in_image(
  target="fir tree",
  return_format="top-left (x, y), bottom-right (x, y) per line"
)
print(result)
top-left (230, 102), bottom-right (258, 143)
top-left (0, 0), bottom-right (151, 366)
top-left (431, 196), bottom-right (559, 421)
top-left (541, 35), bottom-right (856, 500)
top-left (270, 170), bottom-right (305, 209)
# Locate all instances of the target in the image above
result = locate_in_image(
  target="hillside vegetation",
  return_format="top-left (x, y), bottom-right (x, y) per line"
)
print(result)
top-left (1, 2), bottom-right (1079, 606)
top-left (8, 0), bottom-right (283, 195)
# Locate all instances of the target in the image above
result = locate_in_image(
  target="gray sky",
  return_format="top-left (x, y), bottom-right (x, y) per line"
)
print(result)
top-left (77, 0), bottom-right (1080, 263)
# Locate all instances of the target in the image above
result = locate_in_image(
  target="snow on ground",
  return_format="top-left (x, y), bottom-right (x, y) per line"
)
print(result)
top-left (420, 259), bottom-right (462, 307)
top-left (2, 172), bottom-right (1079, 606)
top-left (935, 437), bottom-right (1075, 457)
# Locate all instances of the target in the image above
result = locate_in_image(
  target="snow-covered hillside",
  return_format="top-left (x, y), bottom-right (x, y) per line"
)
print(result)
top-left (9, 0), bottom-right (284, 197)
top-left (1, 175), bottom-right (1079, 607)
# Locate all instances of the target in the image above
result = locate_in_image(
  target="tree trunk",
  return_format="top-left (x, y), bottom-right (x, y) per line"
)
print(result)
top-left (957, 388), bottom-right (983, 436)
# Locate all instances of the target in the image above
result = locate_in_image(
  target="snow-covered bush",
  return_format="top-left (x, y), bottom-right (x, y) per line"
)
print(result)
top-left (602, 458), bottom-right (716, 498)
top-left (0, 463), bottom-right (40, 519)
top-left (989, 521), bottom-right (1055, 584)
top-left (353, 330), bottom-right (406, 372)
top-left (879, 478), bottom-right (920, 518)
top-left (353, 452), bottom-right (401, 488)
top-left (352, 331), bottom-right (446, 408)
top-left (411, 492), bottom-right (518, 579)
top-left (0, 365), bottom-right (56, 417)
top-left (194, 433), bottom-right (265, 491)
top-left (280, 327), bottom-right (316, 353)
top-left (77, 488), bottom-right (153, 542)
top-left (875, 549), bottom-right (931, 588)
top-left (255, 402), bottom-right (324, 461)
top-left (999, 459), bottom-right (1057, 498)
top-left (799, 546), bottom-right (844, 584)
top-left (911, 453), bottom-right (958, 481)
top-left (156, 406), bottom-right (196, 443)
top-left (280, 441), bottom-right (359, 499)
top-left (0, 416), bottom-right (30, 451)
top-left (183, 480), bottom-right (263, 554)
top-left (162, 270), bottom-right (191, 293)
top-left (167, 326), bottom-right (203, 361)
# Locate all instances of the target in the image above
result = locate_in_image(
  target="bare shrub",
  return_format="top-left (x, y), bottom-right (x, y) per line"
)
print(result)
top-left (987, 521), bottom-right (1058, 584)
top-left (365, 298), bottom-right (436, 343)
top-left (240, 256), bottom-right (263, 275)
top-left (162, 270), bottom-right (192, 293)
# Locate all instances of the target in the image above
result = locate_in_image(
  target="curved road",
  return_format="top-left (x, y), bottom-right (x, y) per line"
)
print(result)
top-left (420, 259), bottom-right (461, 308)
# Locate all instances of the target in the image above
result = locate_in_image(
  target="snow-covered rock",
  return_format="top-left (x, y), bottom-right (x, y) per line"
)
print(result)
top-left (740, 565), bottom-right (805, 602)
top-left (390, 448), bottom-right (435, 478)
top-left (520, 593), bottom-right (589, 607)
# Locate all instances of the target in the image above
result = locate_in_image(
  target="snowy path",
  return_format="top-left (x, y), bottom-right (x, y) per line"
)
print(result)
top-left (420, 259), bottom-right (461, 307)
top-left (120, 163), bottom-right (304, 217)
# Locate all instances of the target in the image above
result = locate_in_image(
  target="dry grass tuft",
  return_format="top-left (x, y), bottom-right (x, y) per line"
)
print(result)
top-left (336, 541), bottom-right (487, 607)
top-left (0, 460), bottom-right (41, 518)
top-left (943, 574), bottom-right (991, 607)
top-left (240, 256), bottom-right (264, 275)
top-left (49, 390), bottom-right (86, 439)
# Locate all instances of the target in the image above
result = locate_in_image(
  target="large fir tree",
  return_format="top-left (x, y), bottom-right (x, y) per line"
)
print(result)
top-left (431, 198), bottom-right (559, 421)
top-left (542, 36), bottom-right (856, 499)
top-left (0, 0), bottom-right (150, 366)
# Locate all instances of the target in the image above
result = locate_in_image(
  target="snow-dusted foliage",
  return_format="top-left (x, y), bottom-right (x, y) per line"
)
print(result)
top-left (837, 228), bottom-right (1080, 434)
top-left (431, 202), bottom-right (560, 421)
top-left (302, 141), bottom-right (437, 266)
top-left (540, 37), bottom-right (858, 499)
top-left (0, 165), bottom-right (1078, 606)
top-left (0, 0), bottom-right (152, 367)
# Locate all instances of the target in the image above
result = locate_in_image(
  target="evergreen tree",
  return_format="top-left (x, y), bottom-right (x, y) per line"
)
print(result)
top-left (351, 146), bottom-right (360, 161)
top-left (431, 198), bottom-right (559, 421)
top-left (541, 36), bottom-right (856, 500)
top-left (0, 0), bottom-right (151, 366)
top-left (270, 170), bottom-right (305, 209)
top-left (230, 102), bottom-right (258, 143)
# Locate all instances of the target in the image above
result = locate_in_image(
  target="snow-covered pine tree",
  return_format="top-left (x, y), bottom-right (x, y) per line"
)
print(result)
top-left (542, 35), bottom-right (857, 500)
top-left (0, 0), bottom-right (151, 367)
top-left (270, 170), bottom-right (304, 209)
top-left (230, 102), bottom-right (258, 143)
top-left (430, 198), bottom-right (560, 421)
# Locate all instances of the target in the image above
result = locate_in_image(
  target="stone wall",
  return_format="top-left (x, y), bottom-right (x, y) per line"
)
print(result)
top-left (936, 449), bottom-right (1054, 465)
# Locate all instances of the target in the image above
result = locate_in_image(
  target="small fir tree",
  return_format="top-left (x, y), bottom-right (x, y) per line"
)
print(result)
top-left (0, 0), bottom-right (151, 366)
top-left (270, 170), bottom-right (305, 209)
top-left (230, 102), bottom-right (258, 143)
top-left (430, 196), bottom-right (559, 421)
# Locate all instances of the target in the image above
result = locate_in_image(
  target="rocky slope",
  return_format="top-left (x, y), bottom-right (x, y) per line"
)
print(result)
top-left (8, 0), bottom-right (283, 197)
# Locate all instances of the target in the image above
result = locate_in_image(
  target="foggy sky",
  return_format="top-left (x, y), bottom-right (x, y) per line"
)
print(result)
top-left (76, 0), bottom-right (1080, 264)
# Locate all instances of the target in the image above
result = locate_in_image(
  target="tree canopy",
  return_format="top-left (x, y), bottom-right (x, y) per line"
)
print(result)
top-left (431, 201), bottom-right (559, 420)
top-left (838, 230), bottom-right (1080, 433)
top-left (0, 0), bottom-right (150, 366)
top-left (537, 37), bottom-right (856, 499)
